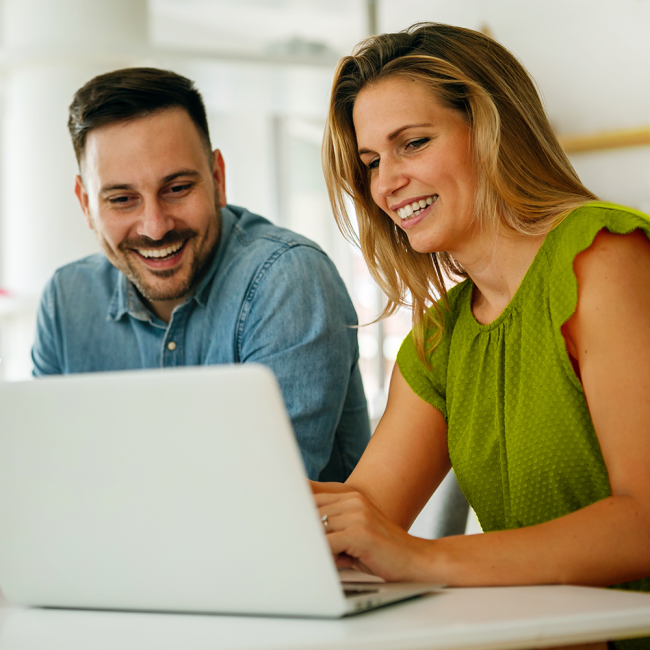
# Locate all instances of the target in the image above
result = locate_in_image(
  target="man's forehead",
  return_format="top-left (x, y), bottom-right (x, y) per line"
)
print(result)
top-left (81, 108), bottom-right (210, 183)
top-left (85, 108), bottom-right (197, 151)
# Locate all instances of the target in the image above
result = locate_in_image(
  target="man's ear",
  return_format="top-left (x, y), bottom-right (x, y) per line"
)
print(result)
top-left (212, 149), bottom-right (227, 207)
top-left (74, 175), bottom-right (94, 230)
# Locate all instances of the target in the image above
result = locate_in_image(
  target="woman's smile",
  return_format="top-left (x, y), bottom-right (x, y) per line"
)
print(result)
top-left (391, 194), bottom-right (439, 228)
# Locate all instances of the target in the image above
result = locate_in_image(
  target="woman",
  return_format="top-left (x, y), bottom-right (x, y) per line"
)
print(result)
top-left (316, 22), bottom-right (650, 649)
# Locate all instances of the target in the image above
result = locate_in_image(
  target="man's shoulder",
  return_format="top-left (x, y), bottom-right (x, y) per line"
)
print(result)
top-left (225, 205), bottom-right (325, 256)
top-left (209, 206), bottom-right (350, 309)
top-left (217, 205), bottom-right (338, 287)
top-left (47, 252), bottom-right (120, 299)
top-left (52, 252), bottom-right (116, 279)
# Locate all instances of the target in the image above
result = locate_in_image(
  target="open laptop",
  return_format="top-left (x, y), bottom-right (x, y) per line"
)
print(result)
top-left (0, 365), bottom-right (440, 617)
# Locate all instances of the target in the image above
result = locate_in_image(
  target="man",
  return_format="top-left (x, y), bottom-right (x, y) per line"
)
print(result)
top-left (32, 67), bottom-right (370, 481)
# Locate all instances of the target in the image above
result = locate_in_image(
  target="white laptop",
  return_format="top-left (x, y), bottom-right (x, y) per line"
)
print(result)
top-left (0, 365), bottom-right (440, 617)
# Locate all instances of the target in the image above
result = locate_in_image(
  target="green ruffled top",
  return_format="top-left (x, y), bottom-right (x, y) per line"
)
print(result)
top-left (397, 203), bottom-right (650, 635)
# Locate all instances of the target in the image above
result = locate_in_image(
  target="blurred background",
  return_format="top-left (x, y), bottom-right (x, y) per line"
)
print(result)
top-left (0, 0), bottom-right (649, 421)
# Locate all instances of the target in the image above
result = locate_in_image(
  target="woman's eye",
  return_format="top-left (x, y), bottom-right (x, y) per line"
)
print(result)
top-left (366, 158), bottom-right (379, 171)
top-left (406, 137), bottom-right (429, 150)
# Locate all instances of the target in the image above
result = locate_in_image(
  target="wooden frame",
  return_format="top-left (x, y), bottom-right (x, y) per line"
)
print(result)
top-left (559, 126), bottom-right (650, 154)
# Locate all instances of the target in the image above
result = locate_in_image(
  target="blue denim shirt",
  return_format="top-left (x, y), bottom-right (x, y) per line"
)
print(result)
top-left (32, 205), bottom-right (370, 481)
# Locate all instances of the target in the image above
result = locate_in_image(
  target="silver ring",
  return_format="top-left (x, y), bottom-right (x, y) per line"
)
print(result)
top-left (321, 513), bottom-right (330, 532)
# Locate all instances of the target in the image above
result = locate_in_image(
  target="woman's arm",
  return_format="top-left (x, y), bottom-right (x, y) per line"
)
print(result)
top-left (345, 363), bottom-right (451, 529)
top-left (316, 228), bottom-right (650, 586)
top-left (313, 364), bottom-right (451, 580)
top-left (312, 361), bottom-right (450, 529)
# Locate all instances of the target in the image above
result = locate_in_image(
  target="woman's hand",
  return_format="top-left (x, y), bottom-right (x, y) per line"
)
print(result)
top-left (314, 486), bottom-right (435, 583)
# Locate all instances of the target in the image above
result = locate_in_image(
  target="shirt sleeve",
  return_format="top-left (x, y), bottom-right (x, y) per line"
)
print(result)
top-left (31, 278), bottom-right (64, 376)
top-left (236, 244), bottom-right (370, 480)
top-left (396, 329), bottom-right (448, 420)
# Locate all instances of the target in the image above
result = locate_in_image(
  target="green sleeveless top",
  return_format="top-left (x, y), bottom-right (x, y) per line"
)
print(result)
top-left (397, 203), bottom-right (650, 626)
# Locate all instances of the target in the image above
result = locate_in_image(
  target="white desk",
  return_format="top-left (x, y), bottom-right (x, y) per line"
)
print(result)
top-left (1, 585), bottom-right (649, 650)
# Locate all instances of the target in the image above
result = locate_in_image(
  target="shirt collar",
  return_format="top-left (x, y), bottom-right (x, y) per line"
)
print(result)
top-left (106, 206), bottom-right (236, 322)
top-left (192, 206), bottom-right (235, 307)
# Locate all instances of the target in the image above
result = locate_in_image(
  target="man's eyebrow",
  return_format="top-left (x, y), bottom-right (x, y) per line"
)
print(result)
top-left (162, 169), bottom-right (202, 184)
top-left (358, 123), bottom-right (432, 155)
top-left (99, 170), bottom-right (202, 195)
top-left (99, 183), bottom-right (133, 194)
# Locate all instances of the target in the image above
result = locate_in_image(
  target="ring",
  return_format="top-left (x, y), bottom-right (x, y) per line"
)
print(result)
top-left (321, 513), bottom-right (330, 532)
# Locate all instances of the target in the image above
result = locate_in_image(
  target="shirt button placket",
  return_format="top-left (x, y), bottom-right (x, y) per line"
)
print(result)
top-left (163, 335), bottom-right (180, 366)
top-left (163, 310), bottom-right (186, 367)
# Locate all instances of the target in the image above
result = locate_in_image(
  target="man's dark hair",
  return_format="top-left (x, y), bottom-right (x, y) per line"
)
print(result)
top-left (68, 67), bottom-right (212, 166)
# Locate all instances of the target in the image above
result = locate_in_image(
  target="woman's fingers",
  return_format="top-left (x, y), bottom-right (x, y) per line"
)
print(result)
top-left (314, 488), bottom-right (435, 582)
top-left (334, 552), bottom-right (356, 569)
top-left (317, 495), bottom-right (401, 575)
top-left (316, 490), bottom-right (364, 531)
top-left (314, 489), bottom-right (360, 505)
top-left (316, 490), bottom-right (373, 533)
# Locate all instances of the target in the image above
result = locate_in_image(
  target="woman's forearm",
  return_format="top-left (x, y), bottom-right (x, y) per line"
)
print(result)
top-left (419, 494), bottom-right (650, 587)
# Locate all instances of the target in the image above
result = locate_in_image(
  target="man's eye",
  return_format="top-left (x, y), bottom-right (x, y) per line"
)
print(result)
top-left (169, 183), bottom-right (192, 194)
top-left (108, 196), bottom-right (132, 205)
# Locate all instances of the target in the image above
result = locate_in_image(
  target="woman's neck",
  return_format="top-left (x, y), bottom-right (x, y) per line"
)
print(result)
top-left (455, 226), bottom-right (547, 325)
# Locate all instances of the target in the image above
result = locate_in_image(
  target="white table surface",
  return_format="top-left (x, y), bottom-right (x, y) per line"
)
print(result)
top-left (1, 585), bottom-right (650, 650)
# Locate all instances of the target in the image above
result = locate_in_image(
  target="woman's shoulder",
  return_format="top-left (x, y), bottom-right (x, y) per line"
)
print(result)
top-left (572, 225), bottom-right (650, 302)
top-left (395, 280), bottom-right (472, 419)
top-left (543, 201), bottom-right (650, 328)
top-left (551, 201), bottom-right (650, 247)
top-left (541, 201), bottom-right (650, 284)
top-left (397, 280), bottom-right (470, 366)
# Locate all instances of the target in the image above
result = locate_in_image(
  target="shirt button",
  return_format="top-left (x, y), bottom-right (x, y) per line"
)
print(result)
top-left (167, 341), bottom-right (177, 351)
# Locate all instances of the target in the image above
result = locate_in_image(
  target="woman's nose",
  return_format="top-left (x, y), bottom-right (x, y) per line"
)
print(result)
top-left (375, 157), bottom-right (408, 197)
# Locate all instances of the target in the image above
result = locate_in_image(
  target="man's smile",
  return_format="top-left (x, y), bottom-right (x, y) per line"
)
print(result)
top-left (131, 239), bottom-right (189, 271)
top-left (136, 240), bottom-right (185, 259)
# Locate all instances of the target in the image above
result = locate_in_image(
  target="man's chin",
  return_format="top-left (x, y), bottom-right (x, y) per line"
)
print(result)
top-left (126, 266), bottom-right (194, 304)
top-left (133, 278), bottom-right (193, 304)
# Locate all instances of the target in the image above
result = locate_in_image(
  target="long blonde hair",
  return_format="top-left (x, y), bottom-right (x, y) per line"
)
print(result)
top-left (323, 23), bottom-right (596, 361)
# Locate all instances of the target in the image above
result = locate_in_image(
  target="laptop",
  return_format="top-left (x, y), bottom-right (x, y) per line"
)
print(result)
top-left (0, 365), bottom-right (440, 617)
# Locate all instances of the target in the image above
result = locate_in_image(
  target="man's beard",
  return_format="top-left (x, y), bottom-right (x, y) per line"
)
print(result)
top-left (108, 206), bottom-right (221, 303)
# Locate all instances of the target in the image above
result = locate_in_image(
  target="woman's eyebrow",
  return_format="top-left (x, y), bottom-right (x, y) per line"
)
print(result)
top-left (358, 123), bottom-right (432, 155)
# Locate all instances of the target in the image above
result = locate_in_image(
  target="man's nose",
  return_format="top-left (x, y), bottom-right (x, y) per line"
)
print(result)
top-left (137, 199), bottom-right (175, 241)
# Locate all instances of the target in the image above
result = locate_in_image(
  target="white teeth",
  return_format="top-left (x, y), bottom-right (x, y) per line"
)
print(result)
top-left (395, 195), bottom-right (438, 221)
top-left (138, 241), bottom-right (184, 259)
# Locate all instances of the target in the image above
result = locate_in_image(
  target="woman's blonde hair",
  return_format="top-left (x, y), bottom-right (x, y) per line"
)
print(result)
top-left (323, 23), bottom-right (597, 361)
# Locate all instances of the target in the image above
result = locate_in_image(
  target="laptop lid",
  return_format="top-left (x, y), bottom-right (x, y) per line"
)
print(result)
top-left (0, 365), bottom-right (351, 617)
